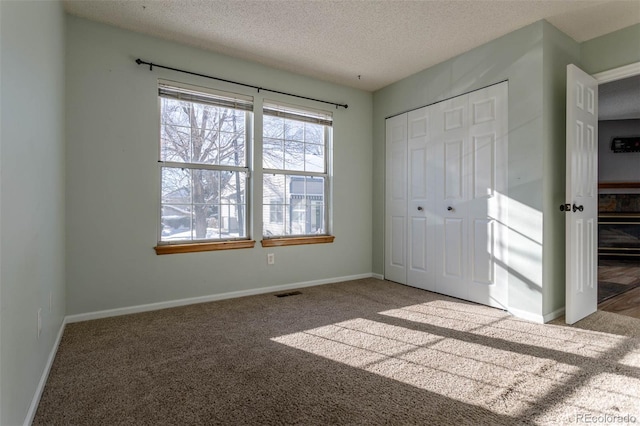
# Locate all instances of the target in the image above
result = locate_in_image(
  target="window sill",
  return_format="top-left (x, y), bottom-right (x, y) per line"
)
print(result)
top-left (154, 240), bottom-right (256, 255)
top-left (261, 235), bottom-right (335, 247)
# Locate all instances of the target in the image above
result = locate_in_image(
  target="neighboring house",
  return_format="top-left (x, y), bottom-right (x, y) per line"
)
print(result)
top-left (263, 175), bottom-right (325, 237)
top-left (1, 1), bottom-right (639, 425)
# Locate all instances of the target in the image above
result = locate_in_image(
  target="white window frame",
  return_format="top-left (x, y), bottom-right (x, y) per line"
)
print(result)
top-left (156, 80), bottom-right (253, 246)
top-left (262, 101), bottom-right (333, 239)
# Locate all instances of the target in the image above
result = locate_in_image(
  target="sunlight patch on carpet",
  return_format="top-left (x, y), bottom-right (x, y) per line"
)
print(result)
top-left (272, 317), bottom-right (581, 417)
top-left (379, 300), bottom-right (628, 358)
top-left (272, 299), bottom-right (640, 421)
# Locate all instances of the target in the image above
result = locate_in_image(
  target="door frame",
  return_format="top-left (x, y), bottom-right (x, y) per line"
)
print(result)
top-left (592, 62), bottom-right (640, 84)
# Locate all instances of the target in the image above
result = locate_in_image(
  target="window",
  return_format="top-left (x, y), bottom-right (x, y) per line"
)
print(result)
top-left (157, 82), bottom-right (253, 251)
top-left (262, 102), bottom-right (332, 240)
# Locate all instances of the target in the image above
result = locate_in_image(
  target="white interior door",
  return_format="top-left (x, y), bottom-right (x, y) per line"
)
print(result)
top-left (565, 64), bottom-right (599, 325)
top-left (467, 83), bottom-right (508, 309)
top-left (407, 107), bottom-right (434, 290)
top-left (385, 114), bottom-right (408, 285)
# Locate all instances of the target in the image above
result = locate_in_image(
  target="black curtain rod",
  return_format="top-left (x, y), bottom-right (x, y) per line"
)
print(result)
top-left (135, 58), bottom-right (348, 109)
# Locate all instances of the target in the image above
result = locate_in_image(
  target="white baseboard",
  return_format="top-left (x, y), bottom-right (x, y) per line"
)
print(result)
top-left (371, 273), bottom-right (384, 280)
top-left (508, 307), bottom-right (545, 324)
top-left (543, 307), bottom-right (565, 323)
top-left (509, 306), bottom-right (565, 324)
top-left (65, 273), bottom-right (376, 324)
top-left (23, 319), bottom-right (66, 426)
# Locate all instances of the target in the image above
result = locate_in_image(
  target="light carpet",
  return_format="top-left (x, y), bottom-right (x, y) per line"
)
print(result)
top-left (34, 278), bottom-right (640, 425)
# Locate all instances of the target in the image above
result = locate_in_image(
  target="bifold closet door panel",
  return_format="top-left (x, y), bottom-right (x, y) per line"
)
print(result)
top-left (385, 113), bottom-right (408, 284)
top-left (467, 83), bottom-right (508, 309)
top-left (432, 93), bottom-right (470, 301)
top-left (407, 107), bottom-right (435, 291)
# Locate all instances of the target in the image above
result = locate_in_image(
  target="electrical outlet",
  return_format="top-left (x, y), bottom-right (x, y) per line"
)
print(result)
top-left (267, 253), bottom-right (275, 265)
top-left (37, 308), bottom-right (42, 339)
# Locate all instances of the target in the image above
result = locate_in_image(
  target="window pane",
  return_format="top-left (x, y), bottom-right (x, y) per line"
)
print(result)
top-left (191, 127), bottom-right (218, 165)
top-left (269, 204), bottom-right (284, 223)
top-left (161, 167), bottom-right (247, 242)
top-left (263, 116), bottom-right (284, 139)
top-left (221, 171), bottom-right (246, 205)
top-left (263, 174), bottom-right (286, 237)
top-left (304, 143), bottom-right (324, 173)
top-left (161, 204), bottom-right (192, 241)
top-left (161, 96), bottom-right (247, 167)
top-left (263, 138), bottom-right (284, 169)
top-left (219, 109), bottom-right (246, 133)
top-left (193, 104), bottom-right (242, 132)
top-left (305, 122), bottom-right (324, 145)
top-left (220, 204), bottom-right (246, 238)
top-left (263, 174), bottom-right (325, 237)
top-left (284, 141), bottom-right (304, 171)
top-left (310, 200), bottom-right (325, 234)
top-left (162, 168), bottom-right (191, 204)
top-left (285, 120), bottom-right (304, 142)
top-left (263, 204), bottom-right (285, 237)
top-left (191, 169), bottom-right (219, 240)
top-left (221, 172), bottom-right (247, 239)
top-left (263, 174), bottom-right (286, 205)
top-left (190, 204), bottom-right (216, 239)
top-left (192, 103), bottom-right (214, 130)
top-left (264, 111), bottom-right (328, 173)
top-left (218, 132), bottom-right (245, 166)
top-left (161, 98), bottom-right (191, 127)
top-left (191, 169), bottom-right (220, 205)
top-left (161, 125), bottom-right (191, 163)
top-left (290, 198), bottom-right (307, 235)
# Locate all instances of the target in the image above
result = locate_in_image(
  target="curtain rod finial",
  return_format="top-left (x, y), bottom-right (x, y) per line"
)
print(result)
top-left (135, 58), bottom-right (142, 65)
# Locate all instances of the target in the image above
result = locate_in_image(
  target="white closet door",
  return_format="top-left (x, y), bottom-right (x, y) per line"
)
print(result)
top-left (385, 82), bottom-right (508, 310)
top-left (432, 93), bottom-right (469, 300)
top-left (407, 107), bottom-right (434, 290)
top-left (385, 114), bottom-right (408, 284)
top-left (431, 82), bottom-right (508, 308)
top-left (467, 83), bottom-right (508, 309)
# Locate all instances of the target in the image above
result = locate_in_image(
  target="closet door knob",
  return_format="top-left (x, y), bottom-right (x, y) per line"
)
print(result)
top-left (417, 206), bottom-right (424, 211)
top-left (447, 206), bottom-right (453, 211)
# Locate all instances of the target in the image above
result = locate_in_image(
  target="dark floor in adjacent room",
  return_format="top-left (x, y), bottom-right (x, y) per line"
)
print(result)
top-left (598, 259), bottom-right (640, 319)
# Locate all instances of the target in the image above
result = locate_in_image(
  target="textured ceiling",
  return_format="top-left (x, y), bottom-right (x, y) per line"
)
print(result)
top-left (63, 0), bottom-right (640, 91)
top-left (599, 74), bottom-right (640, 120)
